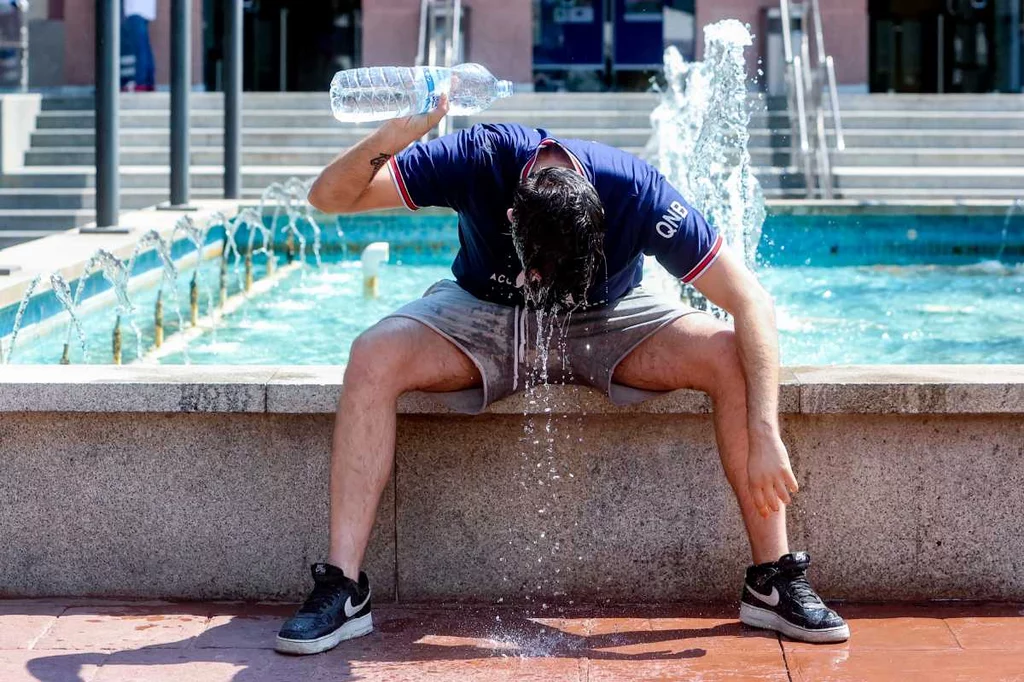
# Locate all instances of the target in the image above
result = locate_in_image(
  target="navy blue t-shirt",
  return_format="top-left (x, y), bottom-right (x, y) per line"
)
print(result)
top-left (387, 123), bottom-right (721, 306)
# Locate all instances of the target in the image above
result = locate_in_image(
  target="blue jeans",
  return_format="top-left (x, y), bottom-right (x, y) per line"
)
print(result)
top-left (123, 15), bottom-right (155, 89)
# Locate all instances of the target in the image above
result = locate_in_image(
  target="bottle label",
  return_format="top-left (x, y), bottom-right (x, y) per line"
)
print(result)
top-left (423, 70), bottom-right (440, 111)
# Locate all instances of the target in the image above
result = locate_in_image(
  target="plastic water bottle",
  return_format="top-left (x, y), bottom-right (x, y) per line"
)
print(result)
top-left (330, 63), bottom-right (513, 123)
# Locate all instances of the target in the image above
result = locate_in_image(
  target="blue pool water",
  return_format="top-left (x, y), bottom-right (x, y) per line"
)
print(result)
top-left (4, 211), bottom-right (1023, 365)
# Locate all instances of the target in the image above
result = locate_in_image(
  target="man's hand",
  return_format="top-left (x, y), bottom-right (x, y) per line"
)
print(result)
top-left (747, 431), bottom-right (799, 518)
top-left (378, 95), bottom-right (450, 154)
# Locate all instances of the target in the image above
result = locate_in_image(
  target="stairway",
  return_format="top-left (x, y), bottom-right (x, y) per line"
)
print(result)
top-left (2, 91), bottom-right (1023, 249)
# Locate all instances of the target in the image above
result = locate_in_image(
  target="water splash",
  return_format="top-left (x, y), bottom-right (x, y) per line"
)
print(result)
top-left (51, 273), bottom-right (87, 362)
top-left (649, 20), bottom-right (766, 312)
top-left (170, 215), bottom-right (216, 322)
top-left (503, 293), bottom-right (584, 604)
top-left (286, 177), bottom-right (323, 267)
top-left (2, 274), bottom-right (42, 363)
top-left (74, 249), bottom-right (142, 359)
top-left (134, 229), bottom-right (186, 351)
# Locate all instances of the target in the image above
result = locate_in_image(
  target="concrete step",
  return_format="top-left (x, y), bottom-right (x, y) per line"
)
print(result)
top-left (748, 129), bottom-right (1024, 149)
top-left (33, 109), bottom-right (657, 132)
top-left (832, 149), bottom-right (1024, 167)
top-left (28, 127), bottom-right (656, 151)
top-left (749, 111), bottom-right (1024, 130)
top-left (29, 128), bottom-right (372, 148)
top-left (834, 166), bottom-right (1024, 189)
top-left (0, 209), bottom-right (96, 232)
top-left (25, 140), bottom-right (655, 167)
top-left (0, 230), bottom-right (60, 250)
top-left (0, 187), bottom-right (258, 210)
top-left (38, 91), bottom-right (662, 112)
top-left (816, 111), bottom-right (1024, 130)
top-left (835, 93), bottom-right (1024, 111)
top-left (34, 110), bottom-right (379, 130)
top-left (0, 166), bottom-right (327, 190)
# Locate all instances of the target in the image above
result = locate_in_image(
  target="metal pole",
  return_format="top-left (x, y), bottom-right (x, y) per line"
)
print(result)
top-left (1008, 0), bottom-right (1020, 92)
top-left (170, 0), bottom-right (191, 207)
top-left (278, 8), bottom-right (287, 92)
top-left (224, 0), bottom-right (242, 199)
top-left (95, 0), bottom-right (120, 228)
top-left (18, 0), bottom-right (28, 91)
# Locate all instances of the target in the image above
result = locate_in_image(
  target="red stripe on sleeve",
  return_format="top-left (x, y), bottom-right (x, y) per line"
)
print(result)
top-left (680, 234), bottom-right (724, 284)
top-left (388, 156), bottom-right (419, 211)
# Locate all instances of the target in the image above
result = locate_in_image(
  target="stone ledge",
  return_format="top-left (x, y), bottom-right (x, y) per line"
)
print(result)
top-left (793, 365), bottom-right (1024, 414)
top-left (1, 364), bottom-right (1022, 415)
top-left (0, 365), bottom-right (273, 413)
top-left (768, 199), bottom-right (1021, 216)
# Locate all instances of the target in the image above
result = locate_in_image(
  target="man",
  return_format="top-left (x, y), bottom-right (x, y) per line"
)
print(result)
top-left (275, 98), bottom-right (849, 655)
top-left (122, 0), bottom-right (156, 91)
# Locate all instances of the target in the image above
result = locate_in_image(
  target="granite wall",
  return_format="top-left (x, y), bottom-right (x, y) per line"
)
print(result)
top-left (1, 365), bottom-right (1022, 603)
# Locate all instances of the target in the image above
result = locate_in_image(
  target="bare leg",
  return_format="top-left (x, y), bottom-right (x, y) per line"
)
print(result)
top-left (613, 313), bottom-right (788, 564)
top-left (327, 317), bottom-right (482, 576)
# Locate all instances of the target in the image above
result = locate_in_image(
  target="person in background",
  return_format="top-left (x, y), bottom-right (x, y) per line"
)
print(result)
top-left (123, 0), bottom-right (156, 91)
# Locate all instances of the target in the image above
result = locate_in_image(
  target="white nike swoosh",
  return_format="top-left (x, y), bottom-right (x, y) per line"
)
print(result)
top-left (745, 583), bottom-right (780, 607)
top-left (344, 590), bottom-right (371, 618)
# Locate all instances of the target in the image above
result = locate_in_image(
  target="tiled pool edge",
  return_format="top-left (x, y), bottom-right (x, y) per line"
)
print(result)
top-left (0, 364), bottom-right (1022, 414)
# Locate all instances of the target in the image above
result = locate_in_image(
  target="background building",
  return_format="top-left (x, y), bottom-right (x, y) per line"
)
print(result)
top-left (12, 0), bottom-right (1024, 93)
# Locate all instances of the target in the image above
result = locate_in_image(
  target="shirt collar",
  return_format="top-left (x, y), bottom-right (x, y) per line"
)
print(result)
top-left (520, 137), bottom-right (585, 181)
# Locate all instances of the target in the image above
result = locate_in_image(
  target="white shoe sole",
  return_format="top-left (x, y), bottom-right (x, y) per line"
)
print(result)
top-left (740, 602), bottom-right (850, 643)
top-left (275, 613), bottom-right (374, 655)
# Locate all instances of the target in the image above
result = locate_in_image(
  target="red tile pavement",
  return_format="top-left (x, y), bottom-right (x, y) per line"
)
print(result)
top-left (0, 650), bottom-right (106, 682)
top-left (1, 600), bottom-right (1023, 681)
top-left (32, 605), bottom-right (213, 651)
top-left (0, 603), bottom-right (65, 650)
top-left (788, 649), bottom-right (1024, 682)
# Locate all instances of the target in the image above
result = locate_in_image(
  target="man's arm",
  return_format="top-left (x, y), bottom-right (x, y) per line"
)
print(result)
top-left (307, 97), bottom-right (449, 214)
top-left (691, 245), bottom-right (799, 518)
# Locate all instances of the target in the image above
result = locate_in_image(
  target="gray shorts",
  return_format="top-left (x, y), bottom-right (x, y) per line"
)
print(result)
top-left (386, 279), bottom-right (701, 414)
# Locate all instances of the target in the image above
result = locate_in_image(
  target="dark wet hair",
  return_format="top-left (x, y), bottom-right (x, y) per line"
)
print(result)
top-left (510, 166), bottom-right (606, 311)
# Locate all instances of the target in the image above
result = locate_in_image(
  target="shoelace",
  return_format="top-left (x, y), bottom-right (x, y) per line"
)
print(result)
top-left (298, 583), bottom-right (344, 615)
top-left (783, 570), bottom-right (824, 607)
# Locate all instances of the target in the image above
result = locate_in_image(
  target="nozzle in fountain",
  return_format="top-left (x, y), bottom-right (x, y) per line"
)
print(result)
top-left (112, 316), bottom-right (122, 365)
top-left (244, 251), bottom-right (254, 292)
top-left (154, 292), bottom-right (164, 349)
top-left (189, 274), bottom-right (199, 327)
top-left (219, 257), bottom-right (228, 308)
top-left (285, 233), bottom-right (296, 264)
top-left (60, 343), bottom-right (70, 365)
top-left (361, 242), bottom-right (390, 298)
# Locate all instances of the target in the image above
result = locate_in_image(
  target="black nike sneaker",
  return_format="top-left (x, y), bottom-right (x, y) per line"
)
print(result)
top-left (275, 563), bottom-right (373, 655)
top-left (739, 551), bottom-right (850, 643)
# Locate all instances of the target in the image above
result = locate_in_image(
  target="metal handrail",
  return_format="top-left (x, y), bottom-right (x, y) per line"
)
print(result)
top-left (417, 0), bottom-right (464, 137)
top-left (778, 0), bottom-right (846, 198)
top-left (416, 0), bottom-right (430, 67)
top-left (825, 55), bottom-right (845, 151)
top-left (779, 0), bottom-right (811, 195)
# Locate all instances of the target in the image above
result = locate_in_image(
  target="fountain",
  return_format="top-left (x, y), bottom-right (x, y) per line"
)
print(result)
top-left (648, 20), bottom-right (767, 313)
top-left (0, 176), bottom-right (329, 365)
top-left (51, 273), bottom-right (85, 364)
top-left (1, 273), bottom-right (41, 363)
